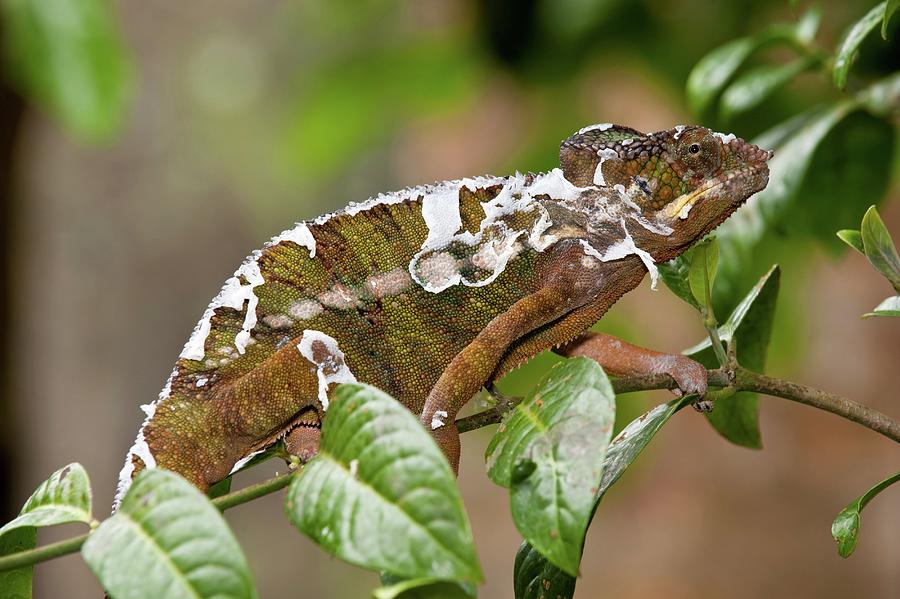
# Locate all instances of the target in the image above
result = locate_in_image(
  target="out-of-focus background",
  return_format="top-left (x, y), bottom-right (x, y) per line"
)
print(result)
top-left (1, 1), bottom-right (899, 597)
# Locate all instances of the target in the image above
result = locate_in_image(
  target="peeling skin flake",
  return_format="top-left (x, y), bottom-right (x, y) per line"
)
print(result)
top-left (431, 410), bottom-right (448, 430)
top-left (577, 122), bottom-right (613, 135)
top-left (229, 449), bottom-right (264, 475)
top-left (713, 132), bottom-right (736, 144)
top-left (579, 219), bottom-right (659, 289)
top-left (272, 222), bottom-right (317, 258)
top-left (593, 149), bottom-right (619, 186)
top-left (296, 330), bottom-right (357, 411)
top-left (180, 253), bottom-right (265, 361)
top-left (673, 125), bottom-right (686, 139)
top-left (410, 169), bottom-right (585, 294)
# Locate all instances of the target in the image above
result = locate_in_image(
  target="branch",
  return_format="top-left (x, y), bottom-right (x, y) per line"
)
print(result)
top-left (0, 472), bottom-right (295, 573)
top-left (458, 366), bottom-right (900, 445)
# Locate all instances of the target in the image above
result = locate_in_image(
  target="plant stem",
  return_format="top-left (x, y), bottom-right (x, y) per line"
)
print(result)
top-left (0, 471), bottom-right (297, 573)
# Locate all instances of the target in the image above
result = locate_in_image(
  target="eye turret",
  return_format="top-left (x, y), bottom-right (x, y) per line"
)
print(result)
top-left (675, 129), bottom-right (722, 177)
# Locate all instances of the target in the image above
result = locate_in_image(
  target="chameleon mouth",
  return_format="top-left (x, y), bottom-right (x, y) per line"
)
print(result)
top-left (664, 162), bottom-right (770, 220)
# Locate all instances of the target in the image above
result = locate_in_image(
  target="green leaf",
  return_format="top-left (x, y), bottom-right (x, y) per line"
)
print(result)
top-left (286, 383), bottom-right (481, 583)
top-left (82, 469), bottom-right (257, 599)
top-left (0, 0), bottom-right (132, 141)
top-left (687, 266), bottom-right (781, 448)
top-left (857, 71), bottom-right (900, 116)
top-left (832, 471), bottom-right (900, 557)
top-left (0, 463), bottom-right (92, 536)
top-left (833, 2), bottom-right (887, 90)
top-left (512, 540), bottom-right (576, 599)
top-left (485, 358), bottom-right (615, 576)
top-left (0, 527), bottom-right (36, 599)
top-left (795, 4), bottom-right (823, 44)
top-left (884, 0), bottom-right (900, 38)
top-left (862, 295), bottom-right (900, 318)
top-left (373, 577), bottom-right (475, 599)
top-left (860, 206), bottom-right (900, 292)
top-left (688, 237), bottom-right (719, 312)
top-left (719, 57), bottom-right (816, 122)
top-left (659, 254), bottom-right (701, 310)
top-left (512, 396), bottom-right (693, 599)
top-left (837, 229), bottom-right (865, 254)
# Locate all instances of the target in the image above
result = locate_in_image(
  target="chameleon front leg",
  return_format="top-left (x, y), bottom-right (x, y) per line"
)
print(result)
top-left (553, 331), bottom-right (708, 401)
top-left (421, 285), bottom-right (576, 472)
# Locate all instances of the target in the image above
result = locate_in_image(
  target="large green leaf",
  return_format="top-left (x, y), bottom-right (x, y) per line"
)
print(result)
top-left (373, 577), bottom-right (475, 599)
top-left (837, 229), bottom-right (866, 254)
top-left (1, 0), bottom-right (132, 141)
top-left (860, 206), bottom-right (900, 293)
top-left (833, 2), bottom-right (887, 90)
top-left (687, 266), bottom-right (781, 448)
top-left (884, 0), bottom-right (900, 38)
top-left (485, 358), bottom-right (615, 576)
top-left (286, 383), bottom-right (481, 584)
top-left (512, 396), bottom-right (693, 599)
top-left (832, 471), bottom-right (900, 557)
top-left (688, 237), bottom-right (719, 313)
top-left (0, 463), bottom-right (92, 536)
top-left (82, 469), bottom-right (257, 599)
top-left (659, 253), bottom-right (701, 311)
top-left (719, 57), bottom-right (816, 122)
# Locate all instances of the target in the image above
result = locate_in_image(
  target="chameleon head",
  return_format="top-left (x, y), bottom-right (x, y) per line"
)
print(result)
top-left (560, 123), bottom-right (771, 253)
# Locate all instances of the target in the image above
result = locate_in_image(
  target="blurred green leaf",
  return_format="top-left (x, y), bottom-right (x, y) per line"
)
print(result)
top-left (0, 463), bottom-right (92, 536)
top-left (688, 237), bottom-right (719, 312)
top-left (884, 0), bottom-right (900, 38)
top-left (286, 383), bottom-right (481, 584)
top-left (283, 36), bottom-right (483, 182)
top-left (720, 57), bottom-right (816, 122)
top-left (857, 71), bottom-right (900, 115)
top-left (832, 471), bottom-right (900, 557)
top-left (687, 266), bottom-right (781, 448)
top-left (486, 358), bottom-right (615, 576)
top-left (795, 4), bottom-right (823, 44)
top-left (0, 527), bottom-right (36, 599)
top-left (837, 229), bottom-right (865, 254)
top-left (860, 206), bottom-right (900, 292)
top-left (833, 2), bottom-right (886, 90)
top-left (862, 295), bottom-right (900, 318)
top-left (659, 253), bottom-right (701, 311)
top-left (513, 396), bottom-right (693, 598)
top-left (1, 0), bottom-right (132, 141)
top-left (82, 469), bottom-right (257, 599)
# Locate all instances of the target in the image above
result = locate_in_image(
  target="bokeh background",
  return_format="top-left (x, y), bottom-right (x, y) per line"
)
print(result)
top-left (1, 1), bottom-right (899, 597)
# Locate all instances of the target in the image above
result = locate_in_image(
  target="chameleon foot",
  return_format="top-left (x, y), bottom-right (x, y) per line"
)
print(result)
top-left (284, 424), bottom-right (321, 464)
top-left (692, 399), bottom-right (715, 413)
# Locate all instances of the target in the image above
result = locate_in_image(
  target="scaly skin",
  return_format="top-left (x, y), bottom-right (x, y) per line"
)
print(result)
top-left (115, 124), bottom-right (770, 504)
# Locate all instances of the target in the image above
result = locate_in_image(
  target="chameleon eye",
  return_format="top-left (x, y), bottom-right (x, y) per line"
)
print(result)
top-left (689, 143), bottom-right (701, 154)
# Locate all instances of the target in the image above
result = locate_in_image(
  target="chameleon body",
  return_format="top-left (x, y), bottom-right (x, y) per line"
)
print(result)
top-left (115, 124), bottom-right (770, 507)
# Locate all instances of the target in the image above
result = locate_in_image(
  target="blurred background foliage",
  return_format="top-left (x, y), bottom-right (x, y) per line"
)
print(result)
top-left (0, 1), bottom-right (898, 597)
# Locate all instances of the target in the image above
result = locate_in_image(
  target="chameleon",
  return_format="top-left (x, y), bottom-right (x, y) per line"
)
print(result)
top-left (114, 123), bottom-right (771, 507)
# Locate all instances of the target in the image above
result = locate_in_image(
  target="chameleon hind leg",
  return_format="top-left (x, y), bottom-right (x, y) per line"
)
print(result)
top-left (554, 331), bottom-right (708, 403)
top-left (283, 409), bottom-right (322, 463)
top-left (421, 284), bottom-right (577, 473)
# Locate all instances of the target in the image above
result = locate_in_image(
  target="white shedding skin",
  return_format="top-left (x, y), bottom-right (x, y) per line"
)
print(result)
top-left (421, 186), bottom-right (465, 249)
top-left (593, 148), bottom-right (619, 186)
top-left (431, 410), bottom-right (448, 430)
top-left (577, 122), bottom-right (613, 134)
top-left (678, 202), bottom-right (694, 220)
top-left (272, 222), bottom-right (316, 258)
top-left (288, 299), bottom-right (323, 320)
top-left (673, 125), bottom-right (686, 139)
top-left (365, 267), bottom-right (412, 298)
top-left (229, 449), bottom-right (265, 475)
top-left (195, 376), bottom-right (208, 387)
top-left (578, 219), bottom-right (659, 289)
top-left (180, 254), bottom-right (265, 361)
top-left (296, 330), bottom-right (357, 411)
top-left (714, 132), bottom-right (736, 144)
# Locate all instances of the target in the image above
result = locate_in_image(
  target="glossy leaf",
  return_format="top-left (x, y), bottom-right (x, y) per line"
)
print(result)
top-left (82, 469), bottom-right (257, 599)
top-left (832, 472), bottom-right (900, 557)
top-left (687, 266), bottom-right (781, 448)
top-left (833, 2), bottom-right (886, 90)
top-left (486, 358), bottom-right (615, 576)
top-left (720, 57), bottom-right (816, 121)
top-left (884, 0), bottom-right (900, 38)
top-left (513, 396), bottom-right (692, 599)
top-left (688, 237), bottom-right (719, 311)
top-left (286, 384), bottom-right (481, 583)
top-left (1, 0), bottom-right (132, 141)
top-left (863, 295), bottom-right (900, 318)
top-left (795, 4), bottom-right (823, 44)
top-left (0, 527), bottom-right (36, 599)
top-left (837, 229), bottom-right (865, 254)
top-left (659, 254), bottom-right (701, 310)
top-left (860, 206), bottom-right (900, 292)
top-left (0, 463), bottom-right (92, 536)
